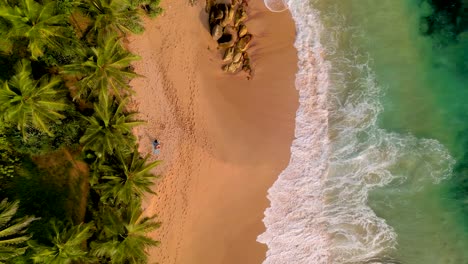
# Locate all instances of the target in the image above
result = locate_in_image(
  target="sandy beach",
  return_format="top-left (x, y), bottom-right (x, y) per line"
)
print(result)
top-left (128, 1), bottom-right (298, 263)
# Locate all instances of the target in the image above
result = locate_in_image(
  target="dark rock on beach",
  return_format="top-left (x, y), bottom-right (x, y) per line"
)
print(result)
top-left (207, 0), bottom-right (253, 79)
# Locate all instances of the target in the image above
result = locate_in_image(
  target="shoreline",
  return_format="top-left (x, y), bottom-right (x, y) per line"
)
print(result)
top-left (257, 2), bottom-right (332, 262)
top-left (129, 1), bottom-right (298, 263)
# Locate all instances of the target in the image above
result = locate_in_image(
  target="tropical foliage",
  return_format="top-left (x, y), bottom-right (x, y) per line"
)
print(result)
top-left (0, 123), bottom-right (21, 179)
top-left (129, 0), bottom-right (163, 18)
top-left (62, 34), bottom-right (140, 100)
top-left (0, 0), bottom-right (69, 59)
top-left (94, 149), bottom-right (160, 204)
top-left (0, 199), bottom-right (37, 262)
top-left (0, 60), bottom-right (67, 137)
top-left (80, 97), bottom-right (143, 157)
top-left (79, 0), bottom-right (145, 38)
top-left (0, 0), bottom-right (162, 262)
top-left (6, 108), bottom-right (86, 155)
top-left (91, 201), bottom-right (160, 263)
top-left (31, 221), bottom-right (94, 264)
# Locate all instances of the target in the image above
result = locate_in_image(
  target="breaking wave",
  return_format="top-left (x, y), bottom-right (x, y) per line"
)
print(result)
top-left (258, 0), bottom-right (455, 263)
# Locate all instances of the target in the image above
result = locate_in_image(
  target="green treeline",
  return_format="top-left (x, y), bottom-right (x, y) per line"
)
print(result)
top-left (0, 0), bottom-right (163, 263)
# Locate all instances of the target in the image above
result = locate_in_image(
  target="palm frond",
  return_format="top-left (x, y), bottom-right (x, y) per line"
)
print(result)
top-left (0, 0), bottom-right (70, 59)
top-left (90, 201), bottom-right (160, 263)
top-left (0, 60), bottom-right (66, 138)
top-left (80, 96), bottom-right (143, 157)
top-left (61, 34), bottom-right (140, 101)
top-left (0, 199), bottom-right (37, 262)
top-left (31, 221), bottom-right (95, 264)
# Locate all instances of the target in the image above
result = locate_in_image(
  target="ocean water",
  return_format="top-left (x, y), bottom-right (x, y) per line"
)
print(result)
top-left (258, 0), bottom-right (468, 263)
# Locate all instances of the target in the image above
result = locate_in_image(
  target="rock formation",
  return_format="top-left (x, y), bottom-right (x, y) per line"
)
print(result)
top-left (207, 0), bottom-right (253, 79)
top-left (238, 24), bottom-right (248, 37)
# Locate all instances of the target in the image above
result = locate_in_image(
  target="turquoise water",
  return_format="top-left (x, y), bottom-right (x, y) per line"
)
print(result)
top-left (318, 0), bottom-right (468, 263)
top-left (259, 1), bottom-right (467, 263)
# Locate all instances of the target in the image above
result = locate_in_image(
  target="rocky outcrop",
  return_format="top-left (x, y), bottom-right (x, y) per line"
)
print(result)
top-left (232, 49), bottom-right (243, 63)
top-left (234, 6), bottom-right (247, 27)
top-left (218, 25), bottom-right (238, 49)
top-left (207, 0), bottom-right (253, 79)
top-left (223, 47), bottom-right (235, 62)
top-left (211, 24), bottom-right (223, 41)
top-left (238, 24), bottom-right (247, 38)
top-left (206, 0), bottom-right (215, 13)
top-left (236, 33), bottom-right (252, 51)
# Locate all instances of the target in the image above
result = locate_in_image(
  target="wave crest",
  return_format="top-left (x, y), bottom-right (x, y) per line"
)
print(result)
top-left (258, 0), bottom-right (455, 263)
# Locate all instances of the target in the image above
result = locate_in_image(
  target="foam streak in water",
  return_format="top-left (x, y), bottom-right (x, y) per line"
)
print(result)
top-left (257, 0), bottom-right (331, 263)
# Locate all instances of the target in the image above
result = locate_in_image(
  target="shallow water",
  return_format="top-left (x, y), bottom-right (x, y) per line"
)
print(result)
top-left (259, 0), bottom-right (468, 263)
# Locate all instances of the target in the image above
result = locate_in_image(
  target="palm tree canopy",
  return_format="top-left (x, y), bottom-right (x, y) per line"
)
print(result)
top-left (61, 34), bottom-right (141, 100)
top-left (80, 0), bottom-right (144, 38)
top-left (0, 199), bottom-right (38, 261)
top-left (0, 60), bottom-right (67, 137)
top-left (91, 201), bottom-right (160, 263)
top-left (95, 148), bottom-right (160, 204)
top-left (31, 221), bottom-right (95, 264)
top-left (128, 0), bottom-right (163, 18)
top-left (80, 96), bottom-right (143, 157)
top-left (0, 0), bottom-right (69, 59)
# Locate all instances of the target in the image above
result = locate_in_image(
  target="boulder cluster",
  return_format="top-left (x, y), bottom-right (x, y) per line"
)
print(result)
top-left (206, 0), bottom-right (252, 79)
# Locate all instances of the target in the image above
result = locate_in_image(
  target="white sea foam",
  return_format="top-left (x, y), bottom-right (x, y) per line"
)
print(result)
top-left (258, 0), bottom-right (455, 263)
top-left (263, 0), bottom-right (288, 12)
top-left (257, 0), bottom-right (331, 263)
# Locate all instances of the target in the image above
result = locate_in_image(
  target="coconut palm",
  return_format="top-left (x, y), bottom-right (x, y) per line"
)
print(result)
top-left (91, 201), bottom-right (160, 263)
top-left (80, 96), bottom-right (143, 157)
top-left (128, 0), bottom-right (163, 18)
top-left (61, 34), bottom-right (140, 101)
top-left (0, 60), bottom-right (67, 138)
top-left (79, 0), bottom-right (144, 38)
top-left (95, 149), bottom-right (159, 204)
top-left (0, 199), bottom-right (37, 262)
top-left (30, 221), bottom-right (95, 264)
top-left (0, 0), bottom-right (69, 59)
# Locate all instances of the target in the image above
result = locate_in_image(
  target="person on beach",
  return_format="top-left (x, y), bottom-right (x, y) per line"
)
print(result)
top-left (152, 139), bottom-right (161, 154)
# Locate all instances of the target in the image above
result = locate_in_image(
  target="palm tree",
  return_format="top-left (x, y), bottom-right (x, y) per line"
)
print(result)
top-left (30, 221), bottom-right (95, 264)
top-left (79, 0), bottom-right (145, 38)
top-left (91, 201), bottom-right (160, 263)
top-left (80, 96), bottom-right (143, 157)
top-left (128, 0), bottom-right (163, 18)
top-left (0, 60), bottom-right (67, 138)
top-left (0, 199), bottom-right (38, 262)
top-left (0, 0), bottom-right (69, 59)
top-left (95, 149), bottom-right (160, 204)
top-left (61, 34), bottom-right (140, 101)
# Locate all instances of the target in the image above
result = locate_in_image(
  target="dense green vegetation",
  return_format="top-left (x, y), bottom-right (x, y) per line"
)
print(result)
top-left (0, 0), bottom-right (162, 263)
top-left (0, 199), bottom-right (38, 261)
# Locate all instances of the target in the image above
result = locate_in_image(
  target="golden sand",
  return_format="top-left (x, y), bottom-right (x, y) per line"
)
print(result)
top-left (129, 1), bottom-right (297, 263)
